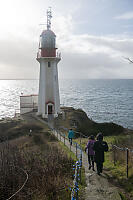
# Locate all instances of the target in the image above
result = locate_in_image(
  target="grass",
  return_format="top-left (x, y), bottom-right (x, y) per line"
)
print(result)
top-left (103, 135), bottom-right (133, 200)
top-left (59, 141), bottom-right (76, 161)
top-left (74, 135), bottom-right (133, 199)
top-left (0, 120), bottom-right (76, 200)
top-left (58, 138), bottom-right (86, 200)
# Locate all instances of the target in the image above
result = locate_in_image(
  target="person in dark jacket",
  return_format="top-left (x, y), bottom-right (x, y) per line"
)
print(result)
top-left (93, 132), bottom-right (108, 175)
top-left (68, 129), bottom-right (74, 145)
top-left (85, 135), bottom-right (95, 170)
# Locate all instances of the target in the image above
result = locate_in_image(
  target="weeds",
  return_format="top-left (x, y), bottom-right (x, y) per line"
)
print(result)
top-left (0, 130), bottom-right (74, 200)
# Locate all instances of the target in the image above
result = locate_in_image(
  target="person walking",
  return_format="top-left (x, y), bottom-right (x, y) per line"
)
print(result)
top-left (68, 128), bottom-right (74, 145)
top-left (85, 135), bottom-right (95, 170)
top-left (93, 132), bottom-right (108, 175)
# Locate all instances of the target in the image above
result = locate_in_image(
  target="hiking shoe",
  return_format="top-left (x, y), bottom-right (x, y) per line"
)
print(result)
top-left (89, 165), bottom-right (92, 170)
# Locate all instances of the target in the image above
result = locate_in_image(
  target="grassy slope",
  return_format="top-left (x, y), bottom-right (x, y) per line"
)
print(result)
top-left (104, 135), bottom-right (133, 200)
top-left (74, 135), bottom-right (133, 200)
top-left (0, 118), bottom-right (86, 200)
top-left (0, 119), bottom-right (75, 200)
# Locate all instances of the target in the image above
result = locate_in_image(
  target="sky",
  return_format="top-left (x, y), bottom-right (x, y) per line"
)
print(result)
top-left (0, 0), bottom-right (133, 79)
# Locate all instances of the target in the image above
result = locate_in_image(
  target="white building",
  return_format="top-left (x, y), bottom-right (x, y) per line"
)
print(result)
top-left (36, 9), bottom-right (61, 118)
top-left (20, 9), bottom-right (61, 118)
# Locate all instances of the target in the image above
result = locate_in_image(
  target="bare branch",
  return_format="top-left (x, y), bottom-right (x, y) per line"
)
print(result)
top-left (123, 57), bottom-right (133, 64)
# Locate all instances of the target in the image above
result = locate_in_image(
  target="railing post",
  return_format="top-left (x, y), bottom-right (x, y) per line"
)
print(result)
top-left (64, 134), bottom-right (65, 145)
top-left (76, 164), bottom-right (79, 200)
top-left (113, 146), bottom-right (116, 166)
top-left (126, 148), bottom-right (129, 179)
top-left (80, 133), bottom-right (82, 146)
top-left (76, 143), bottom-right (77, 158)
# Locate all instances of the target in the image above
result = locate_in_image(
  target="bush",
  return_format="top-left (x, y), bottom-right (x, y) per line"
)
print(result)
top-left (0, 137), bottom-right (74, 200)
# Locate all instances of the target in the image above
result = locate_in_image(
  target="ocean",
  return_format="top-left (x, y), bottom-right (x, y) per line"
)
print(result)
top-left (0, 79), bottom-right (133, 130)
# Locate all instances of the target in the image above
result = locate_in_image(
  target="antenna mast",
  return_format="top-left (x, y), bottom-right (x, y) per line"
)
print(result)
top-left (47, 7), bottom-right (52, 30)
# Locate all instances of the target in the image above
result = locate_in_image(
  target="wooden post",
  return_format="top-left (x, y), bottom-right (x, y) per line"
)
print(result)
top-left (126, 148), bottom-right (129, 179)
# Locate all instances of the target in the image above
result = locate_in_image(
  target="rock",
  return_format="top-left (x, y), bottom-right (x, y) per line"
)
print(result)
top-left (55, 107), bottom-right (125, 137)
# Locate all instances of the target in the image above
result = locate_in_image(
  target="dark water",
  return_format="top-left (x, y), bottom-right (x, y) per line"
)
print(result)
top-left (0, 79), bottom-right (133, 129)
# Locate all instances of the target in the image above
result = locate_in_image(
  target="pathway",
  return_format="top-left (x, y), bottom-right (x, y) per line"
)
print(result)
top-left (23, 113), bottom-right (122, 200)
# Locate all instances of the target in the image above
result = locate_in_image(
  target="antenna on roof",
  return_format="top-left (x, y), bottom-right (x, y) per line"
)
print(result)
top-left (47, 7), bottom-right (52, 30)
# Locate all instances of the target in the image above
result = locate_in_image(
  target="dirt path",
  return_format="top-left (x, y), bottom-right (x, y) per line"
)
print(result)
top-left (55, 131), bottom-right (121, 200)
top-left (23, 113), bottom-right (121, 200)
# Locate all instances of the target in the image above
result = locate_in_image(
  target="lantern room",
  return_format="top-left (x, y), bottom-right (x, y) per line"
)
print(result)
top-left (38, 27), bottom-right (57, 57)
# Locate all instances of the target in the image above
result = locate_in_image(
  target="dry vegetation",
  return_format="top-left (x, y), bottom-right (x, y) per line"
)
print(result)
top-left (0, 119), bottom-right (74, 200)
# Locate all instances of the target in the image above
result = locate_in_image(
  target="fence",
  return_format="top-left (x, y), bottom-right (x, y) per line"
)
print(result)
top-left (112, 144), bottom-right (133, 179)
top-left (55, 126), bottom-right (133, 180)
top-left (52, 128), bottom-right (83, 200)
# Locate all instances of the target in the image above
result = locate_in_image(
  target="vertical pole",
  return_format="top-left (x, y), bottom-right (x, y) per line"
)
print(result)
top-left (57, 131), bottom-right (58, 139)
top-left (113, 146), bottom-right (116, 166)
top-left (80, 133), bottom-right (82, 146)
top-left (76, 143), bottom-right (77, 158)
top-left (60, 132), bottom-right (61, 141)
top-left (76, 164), bottom-right (79, 200)
top-left (126, 148), bottom-right (129, 179)
top-left (80, 150), bottom-right (82, 183)
top-left (64, 135), bottom-right (65, 145)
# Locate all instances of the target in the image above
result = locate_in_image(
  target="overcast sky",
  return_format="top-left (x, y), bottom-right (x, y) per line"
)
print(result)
top-left (0, 0), bottom-right (133, 79)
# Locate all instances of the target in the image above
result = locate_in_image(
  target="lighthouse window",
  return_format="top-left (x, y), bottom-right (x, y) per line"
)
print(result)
top-left (48, 62), bottom-right (51, 67)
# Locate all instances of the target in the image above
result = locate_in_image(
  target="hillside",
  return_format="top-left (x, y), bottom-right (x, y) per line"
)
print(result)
top-left (0, 118), bottom-right (74, 200)
top-left (54, 107), bottom-right (130, 136)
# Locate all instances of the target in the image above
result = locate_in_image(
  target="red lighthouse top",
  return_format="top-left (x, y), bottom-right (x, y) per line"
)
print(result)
top-left (39, 8), bottom-right (56, 57)
top-left (37, 8), bottom-right (61, 59)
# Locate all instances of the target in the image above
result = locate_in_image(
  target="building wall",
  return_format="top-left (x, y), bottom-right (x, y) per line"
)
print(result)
top-left (38, 58), bottom-right (60, 117)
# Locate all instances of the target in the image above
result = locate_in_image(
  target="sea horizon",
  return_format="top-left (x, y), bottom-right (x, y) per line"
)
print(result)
top-left (0, 79), bottom-right (133, 130)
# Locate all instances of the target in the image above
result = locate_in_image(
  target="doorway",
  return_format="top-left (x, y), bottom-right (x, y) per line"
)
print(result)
top-left (48, 105), bottom-right (53, 114)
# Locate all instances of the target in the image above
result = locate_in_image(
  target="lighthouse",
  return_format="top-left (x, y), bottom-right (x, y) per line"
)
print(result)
top-left (37, 8), bottom-right (61, 118)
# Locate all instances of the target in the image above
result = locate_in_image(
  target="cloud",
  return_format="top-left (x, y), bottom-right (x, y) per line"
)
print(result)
top-left (0, 34), bottom-right (39, 79)
top-left (58, 33), bottom-right (133, 79)
top-left (115, 12), bottom-right (133, 20)
top-left (0, 1), bottom-right (133, 79)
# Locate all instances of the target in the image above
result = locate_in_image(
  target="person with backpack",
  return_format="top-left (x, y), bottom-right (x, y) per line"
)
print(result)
top-left (93, 132), bottom-right (108, 175)
top-left (85, 135), bottom-right (96, 170)
top-left (68, 128), bottom-right (74, 145)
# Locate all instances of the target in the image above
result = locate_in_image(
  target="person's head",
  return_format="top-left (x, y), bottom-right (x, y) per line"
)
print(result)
top-left (89, 135), bottom-right (95, 140)
top-left (96, 132), bottom-right (103, 141)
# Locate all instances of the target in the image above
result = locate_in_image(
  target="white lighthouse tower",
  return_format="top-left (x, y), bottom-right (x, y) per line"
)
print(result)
top-left (37, 8), bottom-right (61, 118)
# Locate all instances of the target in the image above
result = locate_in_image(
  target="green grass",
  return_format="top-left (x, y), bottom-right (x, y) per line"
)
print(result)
top-left (104, 136), bottom-right (133, 199)
top-left (59, 141), bottom-right (76, 161)
top-left (119, 192), bottom-right (128, 200)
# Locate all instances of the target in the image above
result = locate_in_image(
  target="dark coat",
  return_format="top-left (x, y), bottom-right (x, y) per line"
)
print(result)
top-left (93, 140), bottom-right (108, 163)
